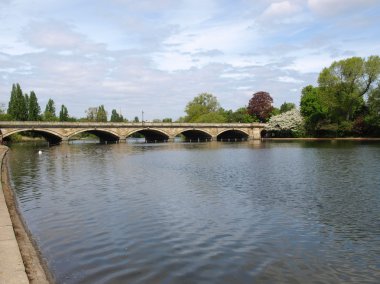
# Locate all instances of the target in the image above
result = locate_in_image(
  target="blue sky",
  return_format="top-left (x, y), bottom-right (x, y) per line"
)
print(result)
top-left (1, 0), bottom-right (380, 120)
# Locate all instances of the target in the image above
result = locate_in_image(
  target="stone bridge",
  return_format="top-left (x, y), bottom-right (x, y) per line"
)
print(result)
top-left (0, 121), bottom-right (266, 144)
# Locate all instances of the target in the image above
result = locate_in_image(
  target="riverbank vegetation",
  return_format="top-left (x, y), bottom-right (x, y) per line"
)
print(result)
top-left (1, 55), bottom-right (380, 137)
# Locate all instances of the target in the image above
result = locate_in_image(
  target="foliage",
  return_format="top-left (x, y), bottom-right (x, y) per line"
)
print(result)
top-left (318, 56), bottom-right (380, 122)
top-left (162, 118), bottom-right (172, 122)
top-left (300, 85), bottom-right (328, 133)
top-left (280, 102), bottom-right (296, 113)
top-left (265, 109), bottom-right (305, 137)
top-left (44, 99), bottom-right (57, 121)
top-left (110, 109), bottom-right (124, 122)
top-left (184, 93), bottom-right (221, 122)
top-left (133, 116), bottom-right (139, 122)
top-left (363, 83), bottom-right (380, 134)
top-left (271, 107), bottom-right (280, 116)
top-left (247, 91), bottom-right (273, 122)
top-left (85, 107), bottom-right (98, 121)
top-left (7, 83), bottom-right (28, 121)
top-left (96, 105), bottom-right (107, 122)
top-left (0, 113), bottom-right (13, 121)
top-left (193, 112), bottom-right (227, 123)
top-left (223, 107), bottom-right (256, 123)
top-left (59, 105), bottom-right (69, 121)
top-left (8, 133), bottom-right (23, 142)
top-left (28, 91), bottom-right (41, 121)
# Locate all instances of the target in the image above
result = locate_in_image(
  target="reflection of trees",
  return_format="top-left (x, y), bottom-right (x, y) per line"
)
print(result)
top-left (8, 144), bottom-right (46, 199)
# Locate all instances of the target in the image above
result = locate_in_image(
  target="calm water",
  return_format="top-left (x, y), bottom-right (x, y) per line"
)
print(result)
top-left (8, 141), bottom-right (380, 284)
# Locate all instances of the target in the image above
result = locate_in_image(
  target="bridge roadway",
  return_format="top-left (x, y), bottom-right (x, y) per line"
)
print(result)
top-left (0, 121), bottom-right (266, 144)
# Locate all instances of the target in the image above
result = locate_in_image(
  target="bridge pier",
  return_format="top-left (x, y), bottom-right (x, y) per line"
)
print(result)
top-left (118, 137), bottom-right (127, 143)
top-left (61, 137), bottom-right (70, 144)
top-left (251, 128), bottom-right (262, 140)
top-left (167, 137), bottom-right (176, 143)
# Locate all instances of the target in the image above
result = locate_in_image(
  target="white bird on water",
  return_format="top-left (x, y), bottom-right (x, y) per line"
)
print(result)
top-left (38, 150), bottom-right (42, 155)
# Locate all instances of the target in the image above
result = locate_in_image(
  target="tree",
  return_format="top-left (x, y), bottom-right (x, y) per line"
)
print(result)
top-left (223, 107), bottom-right (256, 123)
top-left (24, 93), bottom-right (29, 119)
top-left (265, 109), bottom-right (305, 137)
top-left (7, 83), bottom-right (28, 121)
top-left (133, 116), bottom-right (139, 122)
top-left (194, 112), bottom-right (227, 123)
top-left (44, 99), bottom-right (56, 121)
top-left (162, 118), bottom-right (172, 123)
top-left (28, 91), bottom-right (41, 121)
top-left (59, 105), bottom-right (69, 121)
top-left (280, 102), bottom-right (296, 113)
top-left (247, 91), bottom-right (273, 122)
top-left (184, 93), bottom-right (221, 122)
top-left (300, 85), bottom-right (327, 133)
top-left (365, 83), bottom-right (380, 132)
top-left (85, 107), bottom-right (97, 121)
top-left (110, 109), bottom-right (124, 122)
top-left (96, 105), bottom-right (107, 122)
top-left (318, 56), bottom-right (380, 122)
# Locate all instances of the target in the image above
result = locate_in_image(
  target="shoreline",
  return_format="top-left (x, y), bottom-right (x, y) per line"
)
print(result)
top-left (261, 137), bottom-right (380, 141)
top-left (0, 146), bottom-right (53, 284)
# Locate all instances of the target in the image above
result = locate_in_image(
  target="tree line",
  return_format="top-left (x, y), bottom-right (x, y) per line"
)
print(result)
top-left (0, 84), bottom-right (126, 122)
top-left (1, 55), bottom-right (380, 137)
top-left (179, 55), bottom-right (380, 137)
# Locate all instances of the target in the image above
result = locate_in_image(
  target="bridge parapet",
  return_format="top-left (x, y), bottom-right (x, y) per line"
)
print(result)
top-left (0, 121), bottom-right (267, 143)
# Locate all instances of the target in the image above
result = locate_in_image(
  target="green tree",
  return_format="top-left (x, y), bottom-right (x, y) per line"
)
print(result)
top-left (318, 56), bottom-right (380, 122)
top-left (223, 107), bottom-right (255, 123)
top-left (365, 83), bottom-right (380, 131)
top-left (280, 102), bottom-right (296, 113)
top-left (0, 103), bottom-right (12, 121)
top-left (28, 91), bottom-right (41, 121)
top-left (85, 107), bottom-right (97, 121)
top-left (184, 93), bottom-right (222, 122)
top-left (24, 93), bottom-right (29, 119)
top-left (96, 105), bottom-right (107, 122)
top-left (194, 112), bottom-right (227, 123)
top-left (162, 118), bottom-right (172, 123)
top-left (110, 109), bottom-right (124, 122)
top-left (7, 83), bottom-right (28, 120)
top-left (300, 85), bottom-right (327, 133)
top-left (133, 116), bottom-right (139, 122)
top-left (59, 104), bottom-right (69, 121)
top-left (44, 99), bottom-right (56, 121)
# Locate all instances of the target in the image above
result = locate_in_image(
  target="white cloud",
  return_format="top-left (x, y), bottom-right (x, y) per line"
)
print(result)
top-left (287, 54), bottom-right (337, 73)
top-left (261, 1), bottom-right (302, 19)
top-left (308, 0), bottom-right (376, 16)
top-left (278, 76), bottom-right (303, 84)
top-left (0, 0), bottom-right (379, 119)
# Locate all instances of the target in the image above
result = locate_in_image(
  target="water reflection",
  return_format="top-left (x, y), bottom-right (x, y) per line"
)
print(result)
top-left (8, 141), bottom-right (380, 283)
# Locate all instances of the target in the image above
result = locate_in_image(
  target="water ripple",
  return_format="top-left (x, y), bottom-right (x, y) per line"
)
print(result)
top-left (7, 141), bottom-right (380, 283)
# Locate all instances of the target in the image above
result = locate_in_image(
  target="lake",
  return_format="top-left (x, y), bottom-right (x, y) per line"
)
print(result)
top-left (7, 140), bottom-right (380, 283)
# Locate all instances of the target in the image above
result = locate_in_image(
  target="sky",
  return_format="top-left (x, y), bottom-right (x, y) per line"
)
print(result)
top-left (1, 0), bottom-right (380, 120)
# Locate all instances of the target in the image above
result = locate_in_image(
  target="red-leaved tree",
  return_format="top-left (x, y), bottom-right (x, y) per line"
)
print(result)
top-left (247, 91), bottom-right (273, 122)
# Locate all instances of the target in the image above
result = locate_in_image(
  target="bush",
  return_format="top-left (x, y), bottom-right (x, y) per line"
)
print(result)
top-left (265, 109), bottom-right (305, 137)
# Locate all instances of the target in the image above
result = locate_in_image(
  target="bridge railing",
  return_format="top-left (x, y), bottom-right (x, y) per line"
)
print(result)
top-left (0, 121), bottom-right (267, 128)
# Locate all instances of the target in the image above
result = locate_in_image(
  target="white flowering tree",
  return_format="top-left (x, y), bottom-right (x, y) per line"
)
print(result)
top-left (265, 109), bottom-right (305, 137)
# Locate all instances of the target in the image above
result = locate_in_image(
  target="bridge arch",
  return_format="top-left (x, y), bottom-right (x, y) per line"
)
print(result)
top-left (2, 128), bottom-right (63, 144)
top-left (175, 128), bottom-right (213, 142)
top-left (69, 129), bottom-right (120, 143)
top-left (217, 129), bottom-right (249, 141)
top-left (126, 128), bottom-right (170, 142)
